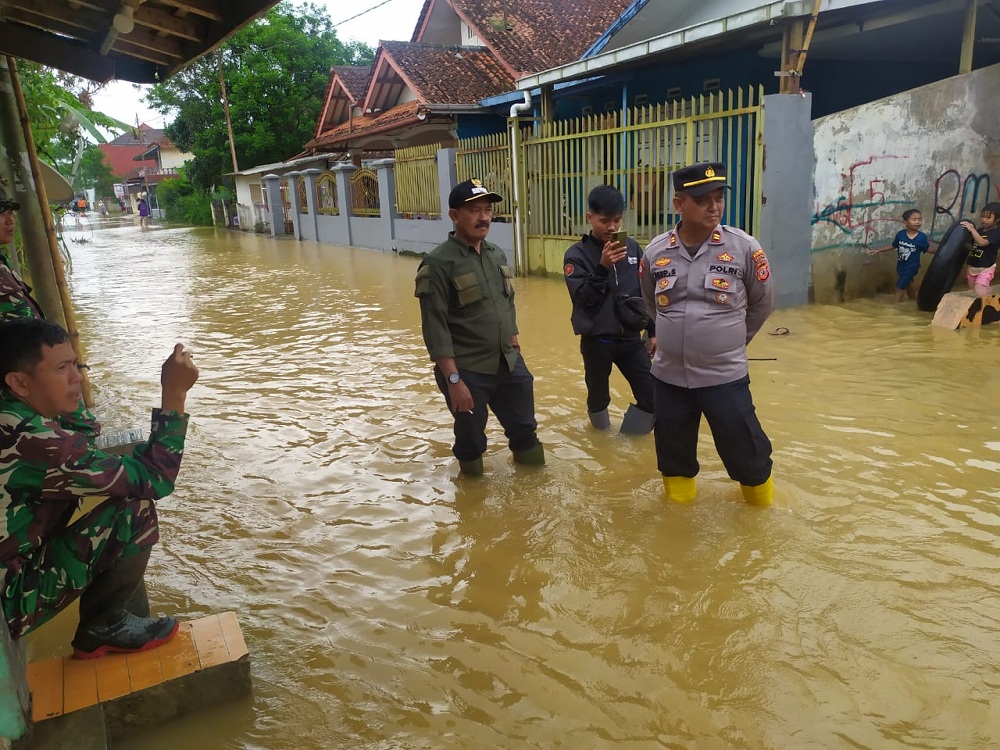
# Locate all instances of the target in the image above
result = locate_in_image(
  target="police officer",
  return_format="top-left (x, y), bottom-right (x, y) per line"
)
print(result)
top-left (564, 185), bottom-right (654, 433)
top-left (0, 187), bottom-right (45, 319)
top-left (414, 178), bottom-right (544, 476)
top-left (639, 162), bottom-right (775, 505)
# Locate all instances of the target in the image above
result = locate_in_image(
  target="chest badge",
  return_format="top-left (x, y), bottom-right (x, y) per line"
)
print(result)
top-left (711, 278), bottom-right (731, 290)
top-left (716, 252), bottom-right (733, 262)
top-left (656, 293), bottom-right (670, 307)
top-left (715, 292), bottom-right (730, 304)
top-left (654, 257), bottom-right (671, 267)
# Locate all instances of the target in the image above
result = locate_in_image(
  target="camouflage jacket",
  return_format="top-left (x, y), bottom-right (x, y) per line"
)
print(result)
top-left (0, 253), bottom-right (45, 320)
top-left (0, 396), bottom-right (189, 571)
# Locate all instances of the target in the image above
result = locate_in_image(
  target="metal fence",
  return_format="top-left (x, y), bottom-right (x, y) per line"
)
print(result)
top-left (456, 132), bottom-right (513, 221)
top-left (350, 167), bottom-right (380, 217)
top-left (316, 172), bottom-right (339, 215)
top-left (395, 143), bottom-right (440, 217)
top-left (522, 86), bottom-right (764, 243)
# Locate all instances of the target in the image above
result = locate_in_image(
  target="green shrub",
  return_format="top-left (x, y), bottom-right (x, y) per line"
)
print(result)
top-left (156, 174), bottom-right (213, 226)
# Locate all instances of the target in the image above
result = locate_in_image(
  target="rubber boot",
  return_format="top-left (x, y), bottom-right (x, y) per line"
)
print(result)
top-left (72, 549), bottom-right (178, 659)
top-left (124, 580), bottom-right (150, 618)
top-left (458, 457), bottom-right (484, 477)
top-left (512, 442), bottom-right (545, 466)
top-left (619, 404), bottom-right (654, 435)
top-left (662, 475), bottom-right (697, 504)
top-left (588, 409), bottom-right (611, 430)
top-left (740, 475), bottom-right (774, 507)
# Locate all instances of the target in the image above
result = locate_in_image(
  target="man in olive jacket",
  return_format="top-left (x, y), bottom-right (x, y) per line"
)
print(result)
top-left (414, 179), bottom-right (543, 476)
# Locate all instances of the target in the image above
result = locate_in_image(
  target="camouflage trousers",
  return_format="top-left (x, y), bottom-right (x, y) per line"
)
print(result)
top-left (2, 496), bottom-right (159, 638)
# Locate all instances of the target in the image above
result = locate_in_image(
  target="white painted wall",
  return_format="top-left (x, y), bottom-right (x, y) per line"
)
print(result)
top-left (159, 146), bottom-right (189, 170)
top-left (811, 62), bottom-right (1000, 302)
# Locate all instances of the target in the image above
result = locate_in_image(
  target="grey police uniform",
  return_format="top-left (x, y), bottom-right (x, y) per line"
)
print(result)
top-left (640, 223), bottom-right (774, 484)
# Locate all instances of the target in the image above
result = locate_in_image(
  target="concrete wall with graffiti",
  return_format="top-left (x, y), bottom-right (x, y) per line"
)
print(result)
top-left (811, 62), bottom-right (1000, 303)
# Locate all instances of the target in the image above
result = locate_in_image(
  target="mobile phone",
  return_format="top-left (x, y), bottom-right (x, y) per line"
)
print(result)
top-left (611, 229), bottom-right (628, 245)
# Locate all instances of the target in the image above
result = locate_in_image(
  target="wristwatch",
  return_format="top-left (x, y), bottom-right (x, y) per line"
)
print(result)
top-left (447, 372), bottom-right (461, 385)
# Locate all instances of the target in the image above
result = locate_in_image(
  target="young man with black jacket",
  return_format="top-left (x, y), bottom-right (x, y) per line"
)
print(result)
top-left (563, 185), bottom-right (654, 434)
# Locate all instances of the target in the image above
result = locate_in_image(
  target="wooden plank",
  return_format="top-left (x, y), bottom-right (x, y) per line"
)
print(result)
top-left (94, 654), bottom-right (130, 702)
top-left (157, 622), bottom-right (199, 681)
top-left (218, 612), bottom-right (248, 661)
top-left (27, 656), bottom-right (64, 721)
top-left (189, 614), bottom-right (229, 669)
top-left (62, 656), bottom-right (99, 714)
top-left (126, 647), bottom-right (164, 692)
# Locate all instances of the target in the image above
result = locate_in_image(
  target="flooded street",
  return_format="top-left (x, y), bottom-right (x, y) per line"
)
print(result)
top-left (23, 221), bottom-right (1000, 749)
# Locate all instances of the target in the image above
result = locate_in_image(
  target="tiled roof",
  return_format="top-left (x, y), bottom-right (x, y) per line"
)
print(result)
top-left (107, 123), bottom-right (164, 146)
top-left (379, 41), bottom-right (514, 104)
top-left (332, 65), bottom-right (371, 101)
top-left (305, 100), bottom-right (423, 151)
top-left (422, 0), bottom-right (635, 76)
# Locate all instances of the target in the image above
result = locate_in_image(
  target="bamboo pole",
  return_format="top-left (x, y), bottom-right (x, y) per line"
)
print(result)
top-left (6, 55), bottom-right (93, 406)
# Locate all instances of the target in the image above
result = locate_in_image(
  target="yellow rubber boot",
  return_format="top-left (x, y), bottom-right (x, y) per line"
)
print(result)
top-left (662, 475), bottom-right (696, 504)
top-left (740, 475), bottom-right (773, 506)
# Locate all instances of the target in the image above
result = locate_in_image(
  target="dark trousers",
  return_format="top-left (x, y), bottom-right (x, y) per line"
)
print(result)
top-left (580, 336), bottom-right (654, 413)
top-left (435, 356), bottom-right (540, 461)
top-left (653, 374), bottom-right (772, 485)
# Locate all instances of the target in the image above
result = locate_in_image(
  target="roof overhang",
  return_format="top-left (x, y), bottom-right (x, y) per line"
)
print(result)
top-left (516, 0), bottom-right (977, 91)
top-left (0, 0), bottom-right (280, 84)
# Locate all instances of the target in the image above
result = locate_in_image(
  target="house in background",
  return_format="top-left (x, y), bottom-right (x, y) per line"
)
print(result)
top-left (302, 0), bottom-right (636, 159)
top-left (98, 124), bottom-right (191, 216)
top-left (97, 123), bottom-right (158, 180)
top-left (124, 131), bottom-right (191, 217)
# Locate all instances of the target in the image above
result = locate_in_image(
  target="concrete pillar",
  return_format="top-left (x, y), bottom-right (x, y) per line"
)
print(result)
top-left (286, 171), bottom-right (302, 239)
top-left (0, 621), bottom-right (29, 742)
top-left (262, 174), bottom-right (285, 236)
top-left (759, 92), bottom-right (813, 309)
top-left (332, 163), bottom-right (356, 246)
top-left (437, 147), bottom-right (458, 219)
top-left (303, 167), bottom-right (321, 240)
top-left (371, 158), bottom-right (397, 247)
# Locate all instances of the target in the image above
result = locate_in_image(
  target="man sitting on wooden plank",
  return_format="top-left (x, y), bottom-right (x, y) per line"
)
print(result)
top-left (0, 319), bottom-right (197, 658)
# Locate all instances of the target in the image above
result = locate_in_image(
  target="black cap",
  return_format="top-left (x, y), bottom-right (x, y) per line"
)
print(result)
top-left (0, 186), bottom-right (20, 213)
top-left (672, 161), bottom-right (729, 197)
top-left (448, 178), bottom-right (503, 210)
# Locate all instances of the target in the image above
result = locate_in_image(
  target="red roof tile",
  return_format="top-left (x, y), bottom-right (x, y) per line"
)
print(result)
top-left (415, 0), bottom-right (634, 76)
top-left (305, 100), bottom-right (423, 151)
top-left (375, 41), bottom-right (514, 106)
top-left (332, 65), bottom-right (371, 101)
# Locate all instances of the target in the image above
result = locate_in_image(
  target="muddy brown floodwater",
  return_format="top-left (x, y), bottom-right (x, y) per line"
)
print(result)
top-left (24, 221), bottom-right (1000, 749)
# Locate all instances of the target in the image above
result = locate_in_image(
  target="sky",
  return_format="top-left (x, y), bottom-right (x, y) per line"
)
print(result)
top-left (90, 0), bottom-right (426, 130)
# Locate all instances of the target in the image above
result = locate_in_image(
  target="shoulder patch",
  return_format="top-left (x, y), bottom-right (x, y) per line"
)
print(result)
top-left (564, 262), bottom-right (574, 276)
top-left (414, 264), bottom-right (433, 297)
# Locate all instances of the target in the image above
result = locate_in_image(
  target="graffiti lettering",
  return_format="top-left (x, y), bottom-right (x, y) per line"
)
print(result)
top-left (932, 170), bottom-right (993, 234)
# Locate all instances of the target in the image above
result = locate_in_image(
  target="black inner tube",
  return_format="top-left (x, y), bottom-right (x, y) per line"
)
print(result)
top-left (916, 221), bottom-right (971, 312)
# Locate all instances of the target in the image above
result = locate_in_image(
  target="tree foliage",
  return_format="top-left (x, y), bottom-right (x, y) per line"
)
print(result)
top-left (157, 172), bottom-right (214, 226)
top-left (146, 3), bottom-right (373, 191)
top-left (76, 146), bottom-right (117, 199)
top-left (15, 61), bottom-right (130, 177)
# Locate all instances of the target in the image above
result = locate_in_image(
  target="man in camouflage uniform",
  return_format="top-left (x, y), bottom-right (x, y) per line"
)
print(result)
top-left (0, 185), bottom-right (100, 440)
top-left (640, 161), bottom-right (775, 506)
top-left (0, 187), bottom-right (45, 319)
top-left (0, 318), bottom-right (198, 657)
